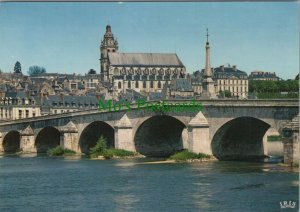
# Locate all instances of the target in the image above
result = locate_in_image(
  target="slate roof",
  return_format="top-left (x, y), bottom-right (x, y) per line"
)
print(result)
top-left (249, 71), bottom-right (278, 80)
top-left (213, 67), bottom-right (248, 79)
top-left (148, 92), bottom-right (163, 100)
top-left (42, 95), bottom-right (99, 107)
top-left (108, 53), bottom-right (184, 67)
top-left (169, 78), bottom-right (193, 92)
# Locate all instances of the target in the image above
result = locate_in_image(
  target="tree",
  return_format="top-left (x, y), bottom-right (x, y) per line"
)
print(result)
top-left (219, 90), bottom-right (232, 98)
top-left (14, 61), bottom-right (22, 74)
top-left (27, 66), bottom-right (46, 76)
top-left (88, 69), bottom-right (96, 75)
top-left (224, 90), bottom-right (232, 98)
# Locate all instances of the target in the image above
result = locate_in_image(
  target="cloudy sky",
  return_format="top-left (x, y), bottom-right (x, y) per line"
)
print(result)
top-left (0, 2), bottom-right (298, 79)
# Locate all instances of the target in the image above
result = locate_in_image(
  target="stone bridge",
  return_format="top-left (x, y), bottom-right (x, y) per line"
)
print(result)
top-left (0, 99), bottom-right (298, 160)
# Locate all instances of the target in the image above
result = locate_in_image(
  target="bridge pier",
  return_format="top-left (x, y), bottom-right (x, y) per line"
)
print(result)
top-left (262, 134), bottom-right (268, 156)
top-left (0, 132), bottom-right (3, 153)
top-left (283, 115), bottom-right (299, 166)
top-left (20, 126), bottom-right (36, 153)
top-left (60, 122), bottom-right (80, 153)
top-left (114, 114), bottom-right (135, 152)
top-left (188, 112), bottom-right (212, 155)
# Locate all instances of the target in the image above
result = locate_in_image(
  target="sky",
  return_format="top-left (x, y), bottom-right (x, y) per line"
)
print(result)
top-left (0, 2), bottom-right (298, 79)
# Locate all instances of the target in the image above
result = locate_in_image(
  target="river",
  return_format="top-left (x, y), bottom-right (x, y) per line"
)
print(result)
top-left (0, 155), bottom-right (298, 211)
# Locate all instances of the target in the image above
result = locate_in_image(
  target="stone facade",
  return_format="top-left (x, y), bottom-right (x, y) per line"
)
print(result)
top-left (0, 96), bottom-right (41, 120)
top-left (213, 65), bottom-right (248, 99)
top-left (0, 100), bottom-right (297, 160)
top-left (283, 114), bottom-right (299, 166)
top-left (99, 25), bottom-right (186, 95)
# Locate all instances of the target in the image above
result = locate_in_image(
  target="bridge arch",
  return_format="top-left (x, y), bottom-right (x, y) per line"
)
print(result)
top-left (211, 116), bottom-right (271, 161)
top-left (35, 126), bottom-right (61, 153)
top-left (134, 115), bottom-right (186, 157)
top-left (79, 121), bottom-right (115, 154)
top-left (3, 131), bottom-right (20, 153)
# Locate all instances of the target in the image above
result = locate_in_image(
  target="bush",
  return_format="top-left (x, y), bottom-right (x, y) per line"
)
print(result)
top-left (103, 149), bottom-right (136, 159)
top-left (89, 136), bottom-right (136, 159)
top-left (169, 150), bottom-right (212, 162)
top-left (47, 146), bottom-right (76, 156)
top-left (89, 136), bottom-right (107, 158)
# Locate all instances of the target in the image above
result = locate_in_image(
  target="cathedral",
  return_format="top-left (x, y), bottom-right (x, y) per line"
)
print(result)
top-left (99, 25), bottom-right (186, 94)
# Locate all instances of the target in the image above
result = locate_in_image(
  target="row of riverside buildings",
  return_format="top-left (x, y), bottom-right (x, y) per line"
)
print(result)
top-left (0, 25), bottom-right (280, 121)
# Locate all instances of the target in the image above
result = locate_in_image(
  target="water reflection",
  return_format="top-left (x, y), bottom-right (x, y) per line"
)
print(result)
top-left (0, 156), bottom-right (298, 211)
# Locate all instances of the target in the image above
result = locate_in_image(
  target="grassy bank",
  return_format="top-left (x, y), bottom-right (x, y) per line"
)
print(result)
top-left (89, 136), bottom-right (137, 159)
top-left (169, 150), bottom-right (213, 162)
top-left (47, 146), bottom-right (76, 156)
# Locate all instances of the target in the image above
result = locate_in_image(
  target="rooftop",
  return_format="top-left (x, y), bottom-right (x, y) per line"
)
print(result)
top-left (108, 52), bottom-right (185, 67)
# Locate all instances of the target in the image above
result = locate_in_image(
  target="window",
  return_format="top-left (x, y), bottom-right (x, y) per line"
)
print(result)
top-left (150, 81), bottom-right (154, 88)
top-left (19, 110), bottom-right (22, 118)
top-left (158, 81), bottom-right (161, 89)
top-left (118, 81), bottom-right (122, 89)
top-left (26, 110), bottom-right (29, 118)
top-left (114, 68), bottom-right (119, 75)
top-left (71, 83), bottom-right (77, 90)
top-left (143, 81), bottom-right (146, 88)
top-left (33, 112), bottom-right (35, 117)
top-left (128, 81), bottom-right (131, 88)
top-left (135, 81), bottom-right (139, 88)
top-left (54, 110), bottom-right (57, 114)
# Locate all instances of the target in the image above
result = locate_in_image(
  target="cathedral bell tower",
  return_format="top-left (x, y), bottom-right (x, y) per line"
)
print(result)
top-left (202, 29), bottom-right (217, 99)
top-left (100, 25), bottom-right (118, 82)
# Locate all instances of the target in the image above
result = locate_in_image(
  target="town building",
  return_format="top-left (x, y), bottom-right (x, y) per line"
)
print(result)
top-left (249, 71), bottom-right (279, 81)
top-left (99, 25), bottom-right (187, 95)
top-left (163, 78), bottom-right (194, 99)
top-left (213, 65), bottom-right (248, 99)
top-left (0, 92), bottom-right (41, 120)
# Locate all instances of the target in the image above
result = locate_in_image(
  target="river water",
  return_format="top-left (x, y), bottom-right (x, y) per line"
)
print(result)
top-left (0, 155), bottom-right (298, 212)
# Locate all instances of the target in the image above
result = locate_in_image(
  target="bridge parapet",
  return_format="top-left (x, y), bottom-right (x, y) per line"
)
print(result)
top-left (0, 99), bottom-right (298, 127)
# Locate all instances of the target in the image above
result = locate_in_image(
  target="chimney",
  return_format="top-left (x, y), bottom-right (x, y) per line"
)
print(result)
top-left (40, 92), bottom-right (44, 105)
top-left (232, 65), bottom-right (237, 71)
top-left (60, 93), bottom-right (64, 103)
top-left (220, 65), bottom-right (224, 71)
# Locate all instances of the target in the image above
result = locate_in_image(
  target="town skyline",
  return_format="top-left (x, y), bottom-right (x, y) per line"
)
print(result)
top-left (0, 2), bottom-right (298, 79)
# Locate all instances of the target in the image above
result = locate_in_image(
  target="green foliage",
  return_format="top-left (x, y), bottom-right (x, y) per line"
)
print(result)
top-left (256, 92), bottom-right (298, 99)
top-left (102, 149), bottom-right (136, 159)
top-left (249, 80), bottom-right (299, 99)
top-left (27, 66), bottom-right (46, 76)
top-left (249, 80), bottom-right (299, 93)
top-left (219, 90), bottom-right (232, 98)
top-left (14, 61), bottom-right (22, 74)
top-left (47, 146), bottom-right (76, 156)
top-left (89, 136), bottom-right (107, 158)
top-left (88, 69), bottom-right (96, 75)
top-left (89, 136), bottom-right (136, 159)
top-left (169, 150), bottom-right (212, 162)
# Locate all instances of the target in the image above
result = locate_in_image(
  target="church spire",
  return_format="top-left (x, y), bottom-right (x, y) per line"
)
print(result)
top-left (100, 25), bottom-right (118, 82)
top-left (204, 28), bottom-right (212, 78)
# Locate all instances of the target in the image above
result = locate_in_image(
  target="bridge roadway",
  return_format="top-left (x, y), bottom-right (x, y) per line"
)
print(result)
top-left (0, 99), bottom-right (298, 160)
